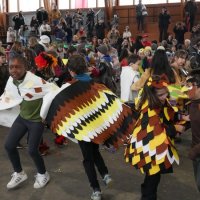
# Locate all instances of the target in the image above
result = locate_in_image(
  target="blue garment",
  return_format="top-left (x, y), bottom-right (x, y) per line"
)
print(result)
top-left (102, 55), bottom-right (112, 63)
top-left (74, 73), bottom-right (92, 82)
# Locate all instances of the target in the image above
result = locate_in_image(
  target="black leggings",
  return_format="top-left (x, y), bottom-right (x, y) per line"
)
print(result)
top-left (4, 115), bottom-right (46, 174)
top-left (78, 141), bottom-right (109, 190)
top-left (141, 173), bottom-right (161, 200)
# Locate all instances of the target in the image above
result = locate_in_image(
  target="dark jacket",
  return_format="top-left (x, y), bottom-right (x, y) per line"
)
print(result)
top-left (0, 64), bottom-right (9, 96)
top-left (159, 12), bottom-right (170, 28)
top-left (189, 99), bottom-right (200, 159)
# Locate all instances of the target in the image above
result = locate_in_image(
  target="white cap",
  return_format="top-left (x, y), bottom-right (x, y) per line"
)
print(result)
top-left (40, 35), bottom-right (50, 44)
top-left (157, 46), bottom-right (165, 51)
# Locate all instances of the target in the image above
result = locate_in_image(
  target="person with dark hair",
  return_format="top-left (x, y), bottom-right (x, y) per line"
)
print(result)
top-left (1, 55), bottom-right (58, 190)
top-left (12, 11), bottom-right (25, 33)
top-left (186, 69), bottom-right (200, 191)
top-left (171, 49), bottom-right (188, 84)
top-left (30, 16), bottom-right (39, 36)
top-left (131, 48), bottom-right (177, 92)
top-left (28, 37), bottom-right (45, 56)
top-left (119, 48), bottom-right (129, 67)
top-left (95, 18), bottom-right (106, 40)
top-left (130, 35), bottom-right (144, 54)
top-left (184, 0), bottom-right (198, 31)
top-left (67, 55), bottom-right (113, 200)
top-left (173, 22), bottom-right (187, 45)
top-left (9, 41), bottom-right (24, 58)
top-left (96, 44), bottom-right (117, 93)
top-left (86, 8), bottom-right (95, 39)
top-left (159, 7), bottom-right (171, 42)
top-left (125, 75), bottom-right (186, 200)
top-left (36, 7), bottom-right (49, 26)
top-left (136, 0), bottom-right (147, 32)
top-left (0, 52), bottom-right (9, 96)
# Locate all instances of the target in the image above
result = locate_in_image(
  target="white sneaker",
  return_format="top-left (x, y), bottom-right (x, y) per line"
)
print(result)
top-left (91, 191), bottom-right (102, 200)
top-left (103, 174), bottom-right (113, 186)
top-left (7, 171), bottom-right (28, 189)
top-left (34, 171), bottom-right (50, 189)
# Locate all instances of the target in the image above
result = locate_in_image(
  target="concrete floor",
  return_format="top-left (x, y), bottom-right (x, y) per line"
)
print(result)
top-left (0, 125), bottom-right (199, 200)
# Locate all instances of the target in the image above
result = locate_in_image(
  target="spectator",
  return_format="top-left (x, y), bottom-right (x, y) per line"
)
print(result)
top-left (173, 22), bottom-right (187, 45)
top-left (64, 11), bottom-right (73, 28)
top-left (184, 0), bottom-right (198, 31)
top-left (123, 26), bottom-right (132, 40)
top-left (49, 4), bottom-right (61, 26)
top-left (36, 7), bottom-right (49, 25)
top-left (0, 52), bottom-right (9, 96)
top-left (95, 18), bottom-right (106, 40)
top-left (86, 8), bottom-right (95, 39)
top-left (159, 7), bottom-right (171, 42)
top-left (30, 16), bottom-right (39, 36)
top-left (136, 0), bottom-right (147, 33)
top-left (7, 27), bottom-right (16, 45)
top-left (12, 11), bottom-right (25, 33)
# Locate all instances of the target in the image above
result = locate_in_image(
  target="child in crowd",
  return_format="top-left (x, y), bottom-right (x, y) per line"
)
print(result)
top-left (186, 69), bottom-right (200, 191)
top-left (120, 54), bottom-right (141, 102)
top-left (125, 75), bottom-right (183, 200)
top-left (67, 55), bottom-right (112, 200)
top-left (1, 55), bottom-right (58, 189)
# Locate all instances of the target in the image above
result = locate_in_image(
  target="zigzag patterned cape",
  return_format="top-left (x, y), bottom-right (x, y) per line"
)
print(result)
top-left (125, 100), bottom-right (179, 175)
top-left (42, 80), bottom-right (135, 147)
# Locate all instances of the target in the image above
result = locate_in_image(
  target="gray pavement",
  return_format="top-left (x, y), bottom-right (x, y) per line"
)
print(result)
top-left (0, 126), bottom-right (198, 200)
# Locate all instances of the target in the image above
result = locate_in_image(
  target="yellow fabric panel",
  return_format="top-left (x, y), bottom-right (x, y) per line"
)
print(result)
top-left (56, 92), bottom-right (121, 141)
top-left (146, 124), bottom-right (154, 133)
top-left (133, 125), bottom-right (142, 137)
top-left (149, 165), bottom-right (160, 175)
top-left (132, 154), bottom-right (140, 165)
top-left (145, 156), bottom-right (151, 164)
top-left (155, 157), bottom-right (165, 165)
top-left (148, 108), bottom-right (156, 117)
top-left (149, 132), bottom-right (166, 151)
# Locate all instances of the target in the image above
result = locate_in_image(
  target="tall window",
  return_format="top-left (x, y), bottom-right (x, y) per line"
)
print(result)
top-left (19, 0), bottom-right (39, 11)
top-left (168, 0), bottom-right (180, 2)
top-left (58, 0), bottom-right (70, 9)
top-left (70, 0), bottom-right (76, 9)
top-left (88, 0), bottom-right (96, 8)
top-left (98, 0), bottom-right (105, 7)
top-left (8, 0), bottom-right (18, 12)
top-left (135, 0), bottom-right (167, 4)
top-left (119, 0), bottom-right (133, 6)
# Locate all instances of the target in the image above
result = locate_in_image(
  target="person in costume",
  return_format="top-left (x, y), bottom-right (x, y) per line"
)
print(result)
top-left (1, 55), bottom-right (58, 189)
top-left (125, 75), bottom-right (186, 200)
top-left (35, 51), bottom-right (69, 146)
top-left (41, 54), bottom-right (135, 200)
top-left (68, 55), bottom-right (112, 200)
top-left (186, 69), bottom-right (200, 191)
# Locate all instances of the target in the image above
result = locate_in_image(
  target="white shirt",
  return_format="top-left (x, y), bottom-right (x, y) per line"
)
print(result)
top-left (123, 31), bottom-right (132, 39)
top-left (120, 66), bottom-right (140, 102)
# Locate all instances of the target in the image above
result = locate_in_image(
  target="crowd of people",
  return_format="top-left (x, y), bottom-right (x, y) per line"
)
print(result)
top-left (0, 1), bottom-right (200, 200)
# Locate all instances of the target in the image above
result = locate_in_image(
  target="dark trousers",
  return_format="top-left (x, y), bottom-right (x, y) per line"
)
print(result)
top-left (159, 26), bottom-right (168, 42)
top-left (4, 115), bottom-right (46, 174)
top-left (137, 16), bottom-right (144, 32)
top-left (141, 173), bottom-right (161, 200)
top-left (78, 141), bottom-right (108, 190)
top-left (190, 15), bottom-right (195, 32)
top-left (193, 156), bottom-right (200, 192)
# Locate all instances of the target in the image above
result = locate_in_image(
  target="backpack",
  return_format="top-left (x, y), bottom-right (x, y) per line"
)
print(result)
top-left (98, 61), bottom-right (117, 93)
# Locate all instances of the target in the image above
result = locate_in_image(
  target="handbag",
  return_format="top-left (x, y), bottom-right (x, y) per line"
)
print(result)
top-left (142, 5), bottom-right (148, 16)
top-left (142, 10), bottom-right (148, 16)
